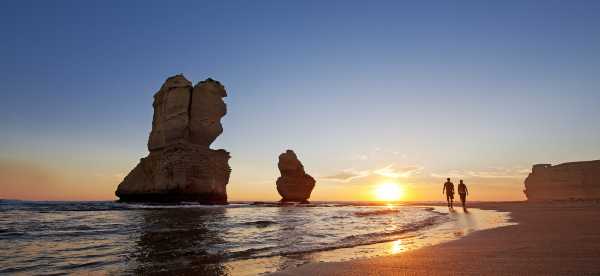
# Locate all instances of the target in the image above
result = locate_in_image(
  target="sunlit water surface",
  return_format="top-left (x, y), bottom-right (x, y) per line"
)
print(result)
top-left (0, 200), bottom-right (512, 275)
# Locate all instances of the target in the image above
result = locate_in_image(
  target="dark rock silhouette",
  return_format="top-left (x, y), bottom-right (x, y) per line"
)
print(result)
top-left (116, 75), bottom-right (231, 204)
top-left (524, 160), bottom-right (600, 201)
top-left (276, 150), bottom-right (316, 203)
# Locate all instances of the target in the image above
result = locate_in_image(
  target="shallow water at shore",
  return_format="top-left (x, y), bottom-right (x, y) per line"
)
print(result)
top-left (0, 200), bottom-right (512, 275)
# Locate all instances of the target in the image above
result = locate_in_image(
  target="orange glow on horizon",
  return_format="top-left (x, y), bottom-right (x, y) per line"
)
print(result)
top-left (373, 182), bottom-right (404, 201)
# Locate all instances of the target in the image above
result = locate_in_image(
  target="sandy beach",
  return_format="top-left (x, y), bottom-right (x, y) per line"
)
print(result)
top-left (273, 201), bottom-right (600, 275)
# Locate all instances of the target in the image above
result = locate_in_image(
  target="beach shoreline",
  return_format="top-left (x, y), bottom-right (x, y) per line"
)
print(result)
top-left (225, 205), bottom-right (513, 275)
top-left (272, 201), bottom-right (600, 275)
top-left (0, 201), bottom-right (505, 275)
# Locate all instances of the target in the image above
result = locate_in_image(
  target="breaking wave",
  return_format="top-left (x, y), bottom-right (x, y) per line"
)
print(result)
top-left (1, 201), bottom-right (448, 275)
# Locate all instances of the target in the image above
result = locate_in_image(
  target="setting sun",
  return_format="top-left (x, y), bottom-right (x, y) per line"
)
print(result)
top-left (374, 182), bottom-right (404, 201)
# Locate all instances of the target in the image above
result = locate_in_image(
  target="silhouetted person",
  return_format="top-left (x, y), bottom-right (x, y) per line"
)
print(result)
top-left (442, 178), bottom-right (454, 209)
top-left (458, 179), bottom-right (469, 211)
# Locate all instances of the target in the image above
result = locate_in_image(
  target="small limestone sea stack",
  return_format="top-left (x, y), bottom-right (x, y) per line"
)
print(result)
top-left (276, 150), bottom-right (316, 203)
top-left (115, 75), bottom-right (231, 204)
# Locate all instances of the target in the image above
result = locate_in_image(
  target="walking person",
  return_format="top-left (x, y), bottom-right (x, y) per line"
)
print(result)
top-left (442, 178), bottom-right (454, 210)
top-left (458, 180), bottom-right (469, 211)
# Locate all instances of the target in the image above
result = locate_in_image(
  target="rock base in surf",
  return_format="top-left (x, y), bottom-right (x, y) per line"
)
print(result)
top-left (276, 150), bottom-right (316, 203)
top-left (116, 75), bottom-right (231, 204)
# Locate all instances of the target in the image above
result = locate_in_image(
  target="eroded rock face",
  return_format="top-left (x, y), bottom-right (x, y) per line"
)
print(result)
top-left (116, 75), bottom-right (231, 204)
top-left (189, 79), bottom-right (228, 147)
top-left (524, 160), bottom-right (600, 201)
top-left (276, 150), bottom-right (316, 202)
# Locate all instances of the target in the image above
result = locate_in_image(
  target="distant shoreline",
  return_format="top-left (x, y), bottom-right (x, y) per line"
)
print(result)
top-left (272, 201), bottom-right (600, 275)
top-left (1, 198), bottom-right (527, 204)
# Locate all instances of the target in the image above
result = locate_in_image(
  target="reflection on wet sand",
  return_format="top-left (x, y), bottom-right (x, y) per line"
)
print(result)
top-left (222, 206), bottom-right (320, 275)
top-left (128, 208), bottom-right (229, 275)
top-left (277, 207), bottom-right (513, 267)
top-left (389, 239), bottom-right (405, 254)
top-left (274, 207), bottom-right (317, 272)
top-left (225, 207), bottom-right (512, 275)
top-left (0, 202), bottom-right (511, 275)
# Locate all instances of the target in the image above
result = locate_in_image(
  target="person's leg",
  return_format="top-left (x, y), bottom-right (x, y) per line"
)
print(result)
top-left (460, 194), bottom-right (466, 210)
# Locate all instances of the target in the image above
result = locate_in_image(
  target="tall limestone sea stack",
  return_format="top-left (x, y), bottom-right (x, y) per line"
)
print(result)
top-left (524, 160), bottom-right (600, 201)
top-left (115, 75), bottom-right (231, 204)
top-left (276, 150), bottom-right (316, 203)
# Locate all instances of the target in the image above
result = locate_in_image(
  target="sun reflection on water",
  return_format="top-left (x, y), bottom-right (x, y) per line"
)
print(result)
top-left (389, 239), bottom-right (405, 254)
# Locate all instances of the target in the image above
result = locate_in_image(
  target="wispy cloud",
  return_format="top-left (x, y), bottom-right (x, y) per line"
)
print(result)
top-left (320, 169), bottom-right (370, 182)
top-left (94, 172), bottom-right (127, 181)
top-left (321, 164), bottom-right (423, 182)
top-left (350, 148), bottom-right (408, 162)
top-left (373, 164), bottom-right (423, 178)
top-left (431, 167), bottom-right (530, 179)
top-left (351, 154), bottom-right (369, 161)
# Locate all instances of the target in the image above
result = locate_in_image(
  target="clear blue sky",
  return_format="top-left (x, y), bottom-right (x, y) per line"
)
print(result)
top-left (1, 0), bottom-right (599, 201)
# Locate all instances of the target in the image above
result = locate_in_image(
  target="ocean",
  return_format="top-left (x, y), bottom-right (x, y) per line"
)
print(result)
top-left (0, 200), bottom-right (513, 275)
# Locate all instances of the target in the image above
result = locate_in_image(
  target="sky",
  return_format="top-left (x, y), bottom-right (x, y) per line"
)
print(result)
top-left (1, 0), bottom-right (599, 201)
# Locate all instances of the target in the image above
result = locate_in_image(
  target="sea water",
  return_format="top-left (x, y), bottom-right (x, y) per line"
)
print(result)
top-left (0, 200), bottom-right (512, 275)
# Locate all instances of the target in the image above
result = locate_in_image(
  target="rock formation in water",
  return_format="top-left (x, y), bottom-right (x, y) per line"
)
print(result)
top-left (524, 160), bottom-right (600, 201)
top-left (276, 150), bottom-right (316, 203)
top-left (115, 75), bottom-right (231, 204)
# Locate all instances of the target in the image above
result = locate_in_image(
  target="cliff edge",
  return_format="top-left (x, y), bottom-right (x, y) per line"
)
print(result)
top-left (524, 160), bottom-right (600, 201)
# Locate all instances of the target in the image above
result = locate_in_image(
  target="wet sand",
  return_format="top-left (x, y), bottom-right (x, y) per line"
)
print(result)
top-left (272, 201), bottom-right (600, 275)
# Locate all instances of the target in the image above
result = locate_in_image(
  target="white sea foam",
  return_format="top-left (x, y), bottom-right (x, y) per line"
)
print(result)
top-left (0, 201), bottom-right (510, 275)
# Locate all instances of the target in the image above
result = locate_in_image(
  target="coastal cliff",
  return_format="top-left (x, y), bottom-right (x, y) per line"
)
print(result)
top-left (524, 160), bottom-right (600, 201)
top-left (115, 75), bottom-right (231, 204)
